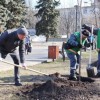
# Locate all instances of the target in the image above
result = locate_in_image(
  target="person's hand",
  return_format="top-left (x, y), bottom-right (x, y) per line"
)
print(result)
top-left (90, 43), bottom-right (93, 46)
top-left (0, 57), bottom-right (3, 61)
top-left (21, 63), bottom-right (27, 69)
top-left (76, 53), bottom-right (80, 57)
top-left (77, 44), bottom-right (82, 48)
top-left (97, 49), bottom-right (100, 53)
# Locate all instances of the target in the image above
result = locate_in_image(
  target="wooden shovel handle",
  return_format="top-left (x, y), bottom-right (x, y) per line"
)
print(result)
top-left (68, 49), bottom-right (77, 54)
top-left (0, 59), bottom-right (48, 76)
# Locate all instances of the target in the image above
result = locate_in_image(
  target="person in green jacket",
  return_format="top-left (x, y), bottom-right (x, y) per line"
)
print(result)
top-left (82, 24), bottom-right (100, 77)
top-left (65, 30), bottom-right (89, 80)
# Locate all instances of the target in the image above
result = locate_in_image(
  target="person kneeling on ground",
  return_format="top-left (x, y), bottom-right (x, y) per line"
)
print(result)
top-left (0, 26), bottom-right (28, 86)
top-left (64, 30), bottom-right (89, 81)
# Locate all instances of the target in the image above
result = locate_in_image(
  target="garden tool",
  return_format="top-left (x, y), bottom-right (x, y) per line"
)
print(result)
top-left (86, 25), bottom-right (95, 77)
top-left (0, 58), bottom-right (60, 78)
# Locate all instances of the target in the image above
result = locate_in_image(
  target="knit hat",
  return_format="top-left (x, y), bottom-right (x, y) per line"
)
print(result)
top-left (17, 27), bottom-right (28, 36)
top-left (82, 24), bottom-right (91, 33)
top-left (82, 29), bottom-right (89, 37)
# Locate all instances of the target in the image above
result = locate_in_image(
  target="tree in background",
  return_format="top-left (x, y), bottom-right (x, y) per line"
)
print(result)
top-left (6, 0), bottom-right (27, 29)
top-left (0, 0), bottom-right (10, 31)
top-left (59, 9), bottom-right (75, 38)
top-left (26, 8), bottom-right (38, 29)
top-left (35, 0), bottom-right (60, 41)
top-left (0, 0), bottom-right (26, 30)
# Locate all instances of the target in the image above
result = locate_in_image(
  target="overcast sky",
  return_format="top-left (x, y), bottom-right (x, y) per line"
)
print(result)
top-left (25, 0), bottom-right (93, 8)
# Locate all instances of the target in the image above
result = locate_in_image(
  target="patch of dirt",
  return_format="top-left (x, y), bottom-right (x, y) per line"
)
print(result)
top-left (15, 77), bottom-right (100, 100)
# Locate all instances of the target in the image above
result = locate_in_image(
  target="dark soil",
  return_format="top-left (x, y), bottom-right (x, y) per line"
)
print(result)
top-left (15, 77), bottom-right (100, 100)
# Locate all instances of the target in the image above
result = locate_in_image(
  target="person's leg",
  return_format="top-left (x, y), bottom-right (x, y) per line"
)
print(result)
top-left (26, 43), bottom-right (29, 55)
top-left (1, 51), bottom-right (8, 59)
top-left (67, 53), bottom-right (77, 80)
top-left (10, 52), bottom-right (21, 85)
top-left (25, 44), bottom-right (27, 54)
top-left (96, 52), bottom-right (100, 77)
top-left (75, 54), bottom-right (80, 74)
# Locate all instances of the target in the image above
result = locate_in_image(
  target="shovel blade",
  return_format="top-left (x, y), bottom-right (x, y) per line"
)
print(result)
top-left (86, 67), bottom-right (95, 77)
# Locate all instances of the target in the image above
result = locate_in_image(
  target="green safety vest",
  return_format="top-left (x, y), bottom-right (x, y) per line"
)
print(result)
top-left (97, 29), bottom-right (100, 49)
top-left (66, 32), bottom-right (86, 53)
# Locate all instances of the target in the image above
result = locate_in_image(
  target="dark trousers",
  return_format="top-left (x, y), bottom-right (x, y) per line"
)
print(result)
top-left (97, 52), bottom-right (100, 73)
top-left (1, 51), bottom-right (20, 83)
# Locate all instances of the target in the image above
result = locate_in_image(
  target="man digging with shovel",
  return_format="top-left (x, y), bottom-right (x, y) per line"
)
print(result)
top-left (64, 29), bottom-right (89, 80)
top-left (0, 26), bottom-right (28, 86)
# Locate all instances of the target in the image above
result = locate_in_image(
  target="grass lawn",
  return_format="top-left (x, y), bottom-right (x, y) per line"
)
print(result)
top-left (0, 50), bottom-right (98, 84)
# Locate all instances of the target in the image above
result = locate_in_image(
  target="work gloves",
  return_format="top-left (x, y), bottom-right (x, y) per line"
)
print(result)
top-left (21, 63), bottom-right (27, 69)
top-left (97, 49), bottom-right (100, 53)
top-left (0, 57), bottom-right (2, 61)
top-left (76, 53), bottom-right (80, 58)
top-left (77, 44), bottom-right (82, 48)
top-left (82, 24), bottom-right (91, 33)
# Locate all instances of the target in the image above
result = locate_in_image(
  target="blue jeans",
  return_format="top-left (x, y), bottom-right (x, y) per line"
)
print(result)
top-left (97, 52), bottom-right (100, 73)
top-left (67, 52), bottom-right (80, 77)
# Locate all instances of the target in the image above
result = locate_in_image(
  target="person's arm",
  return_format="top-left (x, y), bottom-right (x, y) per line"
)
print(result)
top-left (68, 34), bottom-right (79, 46)
top-left (19, 40), bottom-right (25, 65)
top-left (93, 28), bottom-right (99, 35)
top-left (0, 31), bottom-right (8, 45)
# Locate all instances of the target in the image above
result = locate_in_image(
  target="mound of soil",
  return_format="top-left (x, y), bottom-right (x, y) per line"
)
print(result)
top-left (16, 77), bottom-right (100, 100)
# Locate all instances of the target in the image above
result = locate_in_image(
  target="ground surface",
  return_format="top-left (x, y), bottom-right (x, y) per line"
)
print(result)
top-left (0, 50), bottom-right (99, 100)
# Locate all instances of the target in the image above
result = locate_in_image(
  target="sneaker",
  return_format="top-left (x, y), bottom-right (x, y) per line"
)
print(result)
top-left (68, 76), bottom-right (77, 81)
top-left (15, 83), bottom-right (22, 86)
top-left (95, 73), bottom-right (100, 78)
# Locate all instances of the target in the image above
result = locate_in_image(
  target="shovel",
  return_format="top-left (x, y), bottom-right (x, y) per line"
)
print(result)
top-left (0, 58), bottom-right (60, 79)
top-left (86, 25), bottom-right (95, 77)
top-left (0, 58), bottom-right (48, 76)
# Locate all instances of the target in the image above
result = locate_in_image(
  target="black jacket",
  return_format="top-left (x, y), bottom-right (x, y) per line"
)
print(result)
top-left (0, 30), bottom-right (25, 63)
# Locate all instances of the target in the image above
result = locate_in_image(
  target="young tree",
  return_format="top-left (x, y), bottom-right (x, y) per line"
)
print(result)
top-left (35, 0), bottom-right (60, 41)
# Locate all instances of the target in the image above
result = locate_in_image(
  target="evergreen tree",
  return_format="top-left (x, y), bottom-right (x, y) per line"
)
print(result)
top-left (6, 0), bottom-right (27, 29)
top-left (0, 0), bottom-right (26, 30)
top-left (0, 0), bottom-right (10, 31)
top-left (35, 0), bottom-right (60, 41)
